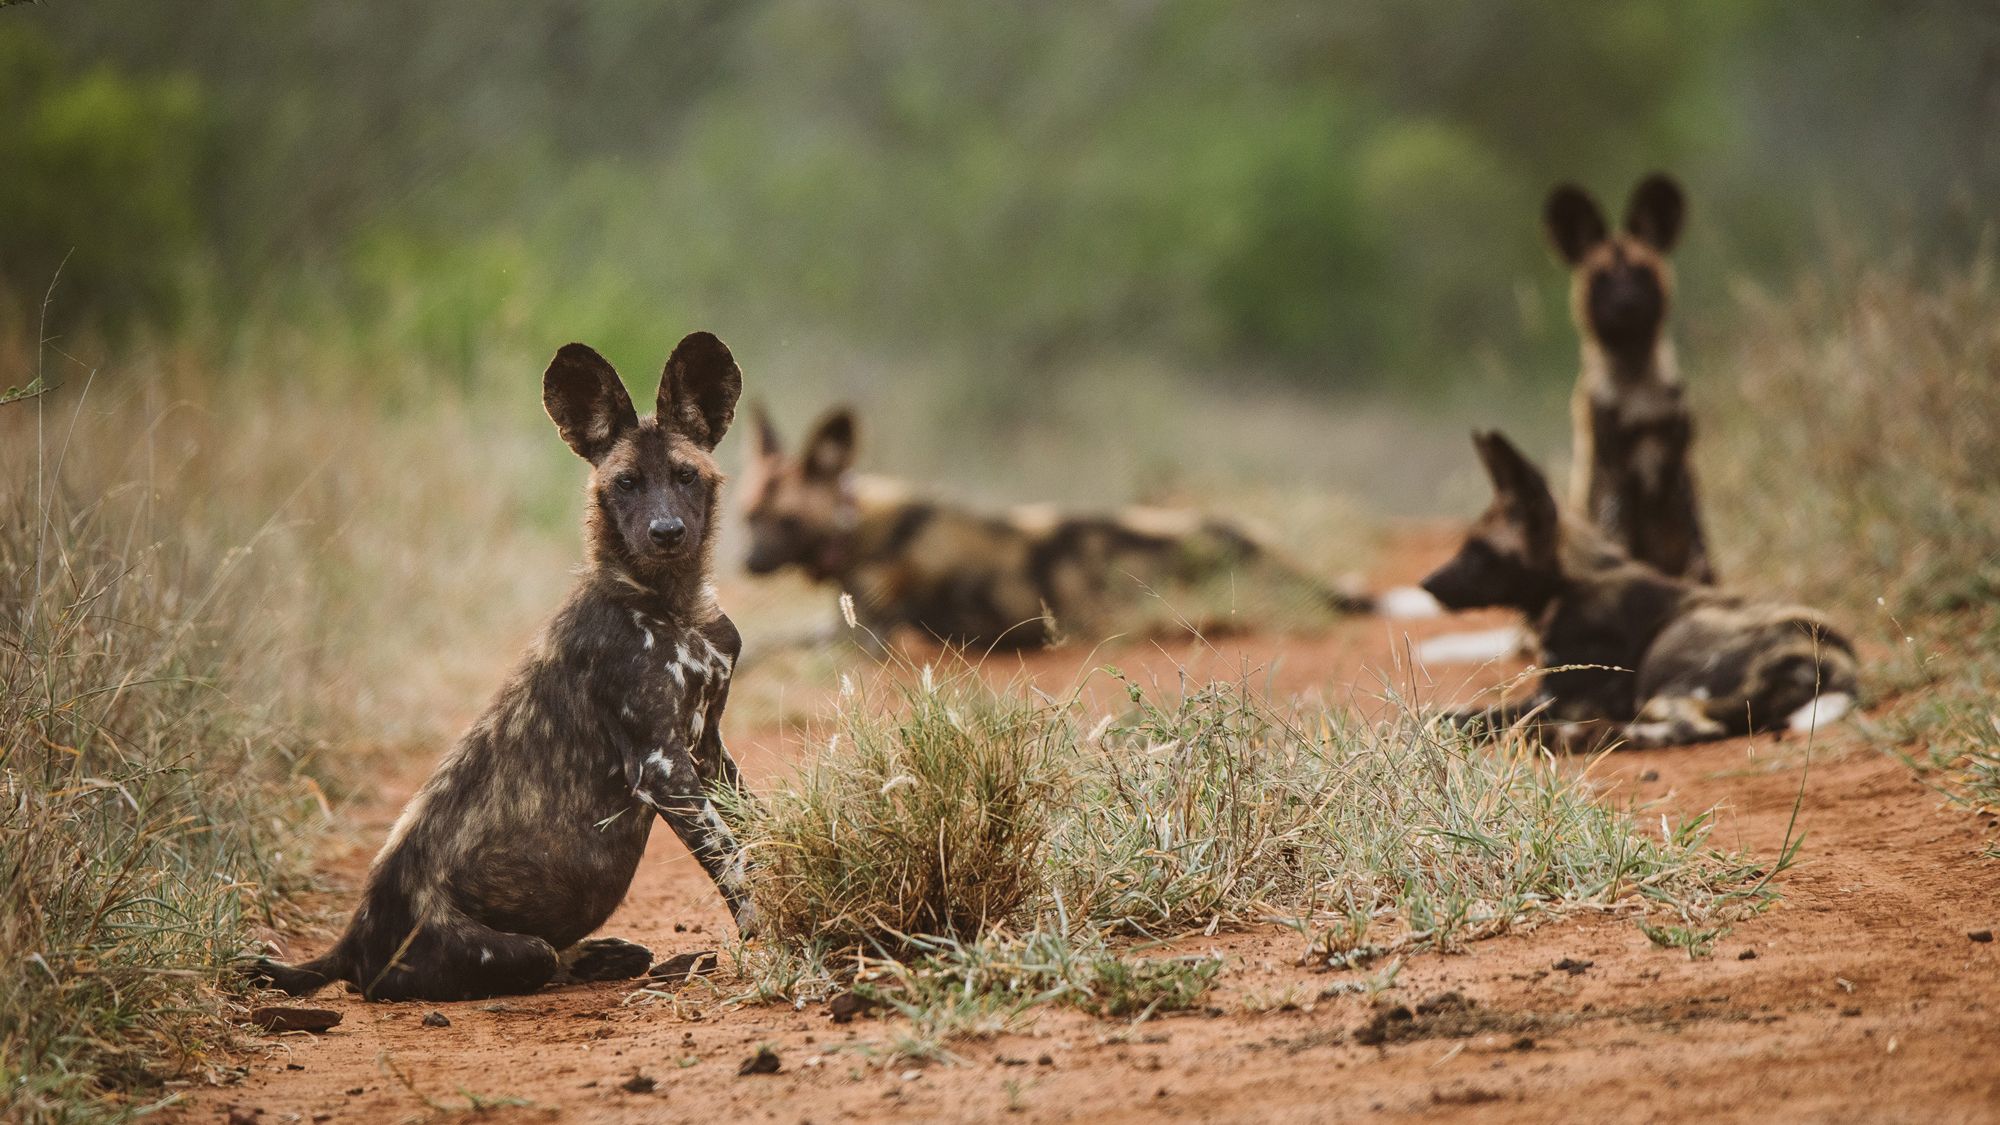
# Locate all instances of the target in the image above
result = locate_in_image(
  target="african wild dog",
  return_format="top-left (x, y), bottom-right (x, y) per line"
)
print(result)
top-left (739, 405), bottom-right (1376, 650)
top-left (248, 333), bottom-right (756, 1001)
top-left (1545, 173), bottom-right (1714, 583)
top-left (1420, 430), bottom-right (1856, 750)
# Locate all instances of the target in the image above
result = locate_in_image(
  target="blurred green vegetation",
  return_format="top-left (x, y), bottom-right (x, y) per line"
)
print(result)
top-left (4, 1), bottom-right (1999, 392)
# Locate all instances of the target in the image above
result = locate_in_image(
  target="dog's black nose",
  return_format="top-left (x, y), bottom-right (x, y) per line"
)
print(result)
top-left (649, 517), bottom-right (686, 547)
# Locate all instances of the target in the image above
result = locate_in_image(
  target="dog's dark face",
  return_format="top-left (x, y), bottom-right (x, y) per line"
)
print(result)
top-left (738, 406), bottom-right (857, 579)
top-left (1544, 175), bottom-right (1683, 362)
top-left (544, 334), bottom-right (742, 590)
top-left (1420, 431), bottom-right (1565, 613)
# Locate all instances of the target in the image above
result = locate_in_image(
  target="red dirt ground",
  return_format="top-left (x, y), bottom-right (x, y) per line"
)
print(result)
top-left (187, 530), bottom-right (2000, 1123)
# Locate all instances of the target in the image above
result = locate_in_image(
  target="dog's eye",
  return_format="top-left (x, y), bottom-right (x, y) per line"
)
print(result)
top-left (614, 474), bottom-right (639, 492)
top-left (673, 465), bottom-right (698, 485)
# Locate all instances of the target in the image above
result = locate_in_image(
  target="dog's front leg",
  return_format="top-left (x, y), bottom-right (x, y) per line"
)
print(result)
top-left (1442, 693), bottom-right (1552, 741)
top-left (630, 744), bottom-right (758, 935)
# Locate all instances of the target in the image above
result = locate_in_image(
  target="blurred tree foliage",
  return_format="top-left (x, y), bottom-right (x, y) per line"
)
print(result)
top-left (0, 27), bottom-right (204, 322)
top-left (4, 0), bottom-right (1999, 388)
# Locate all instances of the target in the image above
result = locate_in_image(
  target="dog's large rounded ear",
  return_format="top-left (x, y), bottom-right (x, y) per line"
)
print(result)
top-left (1471, 430), bottom-right (1517, 492)
top-left (544, 343), bottom-right (638, 463)
top-left (1473, 430), bottom-right (1560, 566)
top-left (803, 408), bottom-right (857, 480)
top-left (1623, 173), bottom-right (1685, 253)
top-left (1472, 429), bottom-right (1548, 497)
top-left (748, 399), bottom-right (783, 461)
top-left (659, 331), bottom-right (743, 450)
top-left (1543, 184), bottom-right (1608, 265)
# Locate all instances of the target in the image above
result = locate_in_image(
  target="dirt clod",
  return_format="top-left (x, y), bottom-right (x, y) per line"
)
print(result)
top-left (739, 1046), bottom-right (782, 1075)
top-left (249, 1007), bottom-right (342, 1033)
top-left (1640, 770), bottom-right (1661, 782)
top-left (828, 990), bottom-right (877, 1024)
top-left (1969, 930), bottom-right (1993, 943)
top-left (1432, 1085), bottom-right (1504, 1106)
top-left (1739, 949), bottom-right (1759, 960)
top-left (1553, 958), bottom-right (1593, 975)
top-left (421, 1011), bottom-right (450, 1028)
top-left (619, 1074), bottom-right (656, 1094)
top-left (1356, 992), bottom-right (1490, 1046)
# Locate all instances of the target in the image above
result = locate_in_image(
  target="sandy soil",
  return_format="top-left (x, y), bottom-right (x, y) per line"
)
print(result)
top-left (189, 530), bottom-right (2000, 1124)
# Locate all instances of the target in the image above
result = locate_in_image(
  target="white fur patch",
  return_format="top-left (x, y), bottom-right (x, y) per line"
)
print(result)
top-left (1007, 502), bottom-right (1062, 536)
top-left (1416, 626), bottom-right (1530, 666)
top-left (1115, 505), bottom-right (1203, 539)
top-left (1786, 692), bottom-right (1854, 735)
top-left (689, 710), bottom-right (705, 740)
top-left (699, 803), bottom-right (733, 843)
top-left (633, 750), bottom-right (672, 808)
top-left (480, 947), bottom-right (494, 964)
top-left (721, 852), bottom-right (749, 892)
top-left (631, 611), bottom-right (655, 650)
top-left (1376, 585), bottom-right (1444, 620)
top-left (1625, 721), bottom-right (1676, 746)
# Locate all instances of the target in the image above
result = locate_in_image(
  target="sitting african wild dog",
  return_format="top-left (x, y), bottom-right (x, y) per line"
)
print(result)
top-left (1545, 173), bottom-right (1715, 583)
top-left (740, 405), bottom-right (1375, 650)
top-left (1421, 430), bottom-right (1857, 750)
top-left (248, 333), bottom-right (756, 1001)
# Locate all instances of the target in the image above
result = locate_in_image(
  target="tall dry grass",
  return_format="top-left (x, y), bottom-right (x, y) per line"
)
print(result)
top-left (1703, 251), bottom-right (2000, 805)
top-left (0, 323), bottom-right (577, 1121)
top-left (1, 397), bottom-right (323, 1118)
top-left (1706, 250), bottom-right (2000, 615)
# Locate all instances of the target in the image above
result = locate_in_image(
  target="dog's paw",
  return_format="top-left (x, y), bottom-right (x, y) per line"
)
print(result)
top-left (560, 937), bottom-right (654, 982)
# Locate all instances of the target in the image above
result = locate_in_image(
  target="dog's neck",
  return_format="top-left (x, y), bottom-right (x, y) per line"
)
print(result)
top-left (583, 549), bottom-right (719, 625)
top-left (1580, 333), bottom-right (1677, 397)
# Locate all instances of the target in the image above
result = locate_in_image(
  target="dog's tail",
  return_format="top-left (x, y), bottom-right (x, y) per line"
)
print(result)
top-left (243, 951), bottom-right (347, 997)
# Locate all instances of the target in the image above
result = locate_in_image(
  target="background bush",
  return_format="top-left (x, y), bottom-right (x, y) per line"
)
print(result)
top-left (6, 1), bottom-right (2000, 396)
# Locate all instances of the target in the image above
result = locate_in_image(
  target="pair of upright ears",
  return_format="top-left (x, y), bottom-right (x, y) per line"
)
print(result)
top-left (544, 332), bottom-right (742, 463)
top-left (751, 403), bottom-right (857, 481)
top-left (1544, 173), bottom-right (1685, 265)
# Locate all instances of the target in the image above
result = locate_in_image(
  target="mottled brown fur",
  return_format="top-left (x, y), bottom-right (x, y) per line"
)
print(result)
top-left (248, 333), bottom-right (756, 1001)
top-left (739, 406), bottom-right (1370, 650)
top-left (1545, 174), bottom-right (1714, 583)
top-left (1421, 431), bottom-right (1856, 750)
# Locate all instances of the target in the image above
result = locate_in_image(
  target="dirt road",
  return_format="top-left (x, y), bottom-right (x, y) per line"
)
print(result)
top-left (194, 540), bottom-right (2000, 1124)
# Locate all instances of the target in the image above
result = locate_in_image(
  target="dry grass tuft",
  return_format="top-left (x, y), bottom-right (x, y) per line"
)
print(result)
top-left (735, 668), bottom-right (1068, 949)
top-left (732, 664), bottom-right (1778, 1056)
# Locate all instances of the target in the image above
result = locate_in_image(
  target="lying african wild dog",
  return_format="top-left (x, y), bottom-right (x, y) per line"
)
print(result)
top-left (1421, 430), bottom-right (1857, 750)
top-left (740, 405), bottom-right (1375, 650)
top-left (249, 333), bottom-right (756, 1001)
top-left (1545, 173), bottom-right (1715, 583)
